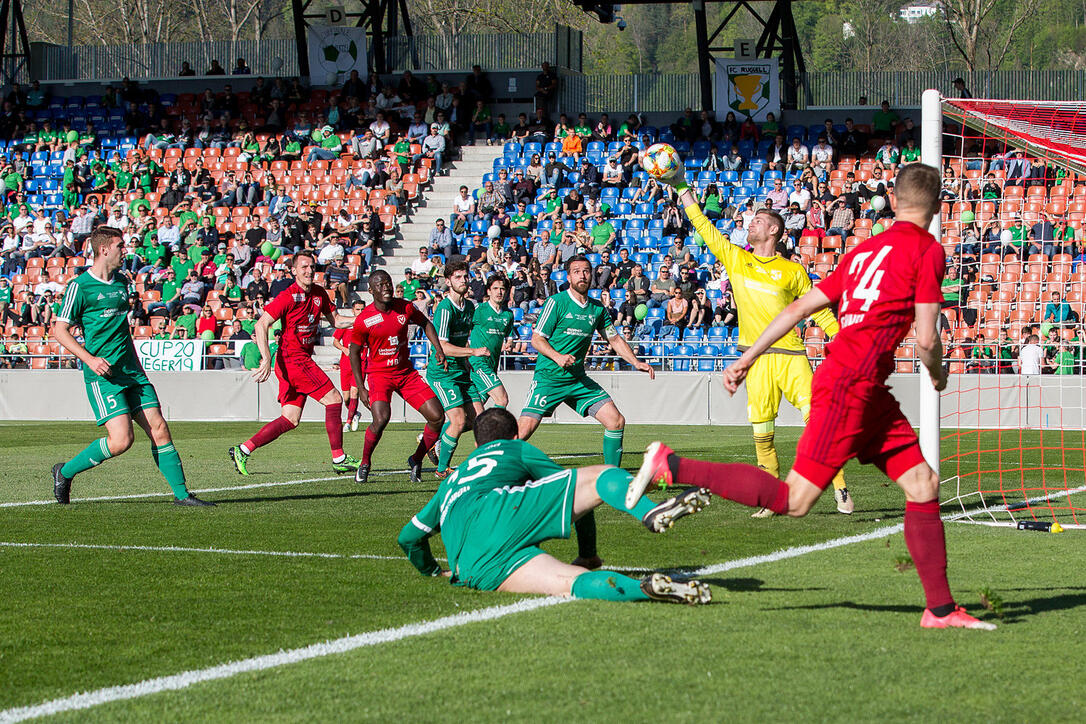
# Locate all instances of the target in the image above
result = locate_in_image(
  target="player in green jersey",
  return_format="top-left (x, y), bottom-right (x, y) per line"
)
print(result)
top-left (468, 274), bottom-right (515, 413)
top-left (399, 408), bottom-right (711, 603)
top-left (424, 261), bottom-right (491, 478)
top-left (518, 254), bottom-right (655, 569)
top-left (50, 227), bottom-right (213, 506)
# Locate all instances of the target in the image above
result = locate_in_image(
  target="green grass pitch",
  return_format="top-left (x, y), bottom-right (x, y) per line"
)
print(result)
top-left (1, 421), bottom-right (1083, 721)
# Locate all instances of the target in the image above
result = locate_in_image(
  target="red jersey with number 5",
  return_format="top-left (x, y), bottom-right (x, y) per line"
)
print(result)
top-left (815, 220), bottom-right (945, 383)
top-left (350, 298), bottom-right (428, 375)
top-left (263, 282), bottom-right (336, 358)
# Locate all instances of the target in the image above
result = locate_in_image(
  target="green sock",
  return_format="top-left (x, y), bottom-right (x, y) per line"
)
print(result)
top-left (596, 466), bottom-right (655, 520)
top-left (493, 404), bottom-right (506, 409)
top-left (152, 443), bottom-right (190, 499)
top-left (61, 438), bottom-right (113, 478)
top-left (436, 428), bottom-right (459, 471)
top-left (571, 570), bottom-right (650, 602)
top-left (603, 428), bottom-right (624, 467)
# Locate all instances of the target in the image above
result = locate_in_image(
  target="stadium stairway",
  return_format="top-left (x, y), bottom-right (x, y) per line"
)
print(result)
top-left (314, 143), bottom-right (503, 367)
top-left (383, 143), bottom-right (505, 286)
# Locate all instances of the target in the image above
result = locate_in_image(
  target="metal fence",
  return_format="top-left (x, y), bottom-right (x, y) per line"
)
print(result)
top-left (37, 39), bottom-right (301, 81)
top-left (385, 28), bottom-right (578, 72)
top-left (800, 70), bottom-right (1086, 107)
top-left (558, 72), bottom-right (701, 115)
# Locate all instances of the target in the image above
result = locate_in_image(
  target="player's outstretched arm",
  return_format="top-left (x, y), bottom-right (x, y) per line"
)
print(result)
top-left (607, 332), bottom-right (655, 378)
top-left (421, 319), bottom-right (448, 370)
top-left (52, 320), bottom-right (112, 377)
top-left (531, 332), bottom-right (576, 369)
top-left (655, 153), bottom-right (738, 271)
top-left (724, 287), bottom-right (832, 394)
top-left (439, 340), bottom-right (490, 359)
top-left (251, 311), bottom-right (276, 383)
top-left (914, 301), bottom-right (947, 391)
top-left (397, 495), bottom-right (444, 577)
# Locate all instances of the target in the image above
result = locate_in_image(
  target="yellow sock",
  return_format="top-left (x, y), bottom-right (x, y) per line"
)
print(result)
top-left (752, 422), bottom-right (779, 479)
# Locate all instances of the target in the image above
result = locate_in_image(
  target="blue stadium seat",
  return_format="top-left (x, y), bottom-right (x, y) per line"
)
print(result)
top-left (720, 170), bottom-right (739, 184)
top-left (707, 326), bottom-right (728, 341)
top-left (697, 357), bottom-right (717, 372)
top-left (610, 288), bottom-right (626, 303)
top-left (512, 307), bottom-right (525, 322)
top-left (518, 324), bottom-right (533, 339)
top-left (646, 307), bottom-right (665, 321)
top-left (684, 329), bottom-right (703, 343)
top-left (550, 270), bottom-right (568, 284)
top-left (504, 141), bottom-right (522, 155)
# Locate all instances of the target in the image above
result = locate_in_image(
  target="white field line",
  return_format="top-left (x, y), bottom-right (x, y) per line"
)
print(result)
top-left (0, 596), bottom-right (569, 724)
top-left (0, 454), bottom-right (597, 509)
top-left (0, 541), bottom-right (653, 573)
top-left (943, 484), bottom-right (1086, 522)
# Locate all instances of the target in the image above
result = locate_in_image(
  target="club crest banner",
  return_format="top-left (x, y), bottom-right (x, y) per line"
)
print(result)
top-left (308, 25), bottom-right (368, 86)
top-left (715, 58), bottom-right (780, 122)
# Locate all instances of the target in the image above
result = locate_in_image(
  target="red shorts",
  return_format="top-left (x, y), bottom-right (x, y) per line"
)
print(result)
top-left (793, 359), bottom-right (926, 490)
top-left (340, 362), bottom-right (355, 393)
top-left (275, 352), bottom-right (334, 409)
top-left (367, 368), bottom-right (437, 410)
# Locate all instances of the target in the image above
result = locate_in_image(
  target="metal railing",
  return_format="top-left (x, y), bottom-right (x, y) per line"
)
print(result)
top-left (558, 72), bottom-right (701, 115)
top-left (799, 70), bottom-right (1086, 108)
top-left (37, 39), bottom-right (301, 82)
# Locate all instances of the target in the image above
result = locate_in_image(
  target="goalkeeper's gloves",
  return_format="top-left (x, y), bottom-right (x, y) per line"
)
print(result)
top-left (650, 152), bottom-right (689, 193)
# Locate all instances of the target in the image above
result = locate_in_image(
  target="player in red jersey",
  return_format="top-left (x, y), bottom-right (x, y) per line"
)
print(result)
top-left (631, 164), bottom-right (995, 630)
top-left (348, 269), bottom-right (447, 485)
top-left (332, 300), bottom-right (366, 432)
top-left (229, 252), bottom-right (361, 475)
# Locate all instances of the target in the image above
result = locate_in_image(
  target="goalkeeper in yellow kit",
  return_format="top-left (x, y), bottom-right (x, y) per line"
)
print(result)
top-left (664, 159), bottom-right (854, 515)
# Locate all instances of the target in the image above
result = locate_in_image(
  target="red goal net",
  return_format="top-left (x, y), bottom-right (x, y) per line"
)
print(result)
top-left (932, 97), bottom-right (1086, 528)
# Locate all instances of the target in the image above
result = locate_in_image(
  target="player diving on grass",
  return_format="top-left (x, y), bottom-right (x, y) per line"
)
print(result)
top-left (671, 163), bottom-right (852, 516)
top-left (630, 163), bottom-right (996, 629)
top-left (229, 252), bottom-right (360, 475)
top-left (398, 408), bottom-right (712, 604)
top-left (51, 227), bottom-right (213, 506)
top-left (348, 269), bottom-right (447, 485)
top-left (331, 299), bottom-right (366, 432)
top-left (517, 253), bottom-right (657, 570)
top-left (423, 261), bottom-right (493, 479)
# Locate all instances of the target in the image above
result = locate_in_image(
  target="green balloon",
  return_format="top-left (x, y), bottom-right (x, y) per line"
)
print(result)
top-left (311, 128), bottom-right (322, 142)
top-left (692, 230), bottom-right (705, 247)
top-left (960, 210), bottom-right (975, 223)
top-left (201, 330), bottom-right (215, 341)
top-left (1040, 322), bottom-right (1053, 339)
top-left (634, 303), bottom-right (648, 321)
top-left (270, 247), bottom-right (282, 260)
top-left (871, 223), bottom-right (885, 235)
top-left (260, 241), bottom-right (273, 256)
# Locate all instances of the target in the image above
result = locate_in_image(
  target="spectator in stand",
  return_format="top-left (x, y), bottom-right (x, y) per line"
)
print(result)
top-left (874, 138), bottom-right (900, 172)
top-left (765, 134), bottom-right (787, 170)
top-left (1044, 291), bottom-right (1075, 327)
top-left (940, 265), bottom-right (975, 327)
top-left (1018, 334), bottom-right (1042, 374)
top-left (782, 202), bottom-right (806, 245)
top-left (952, 77), bottom-right (972, 99)
top-left (766, 177), bottom-right (788, 210)
top-left (450, 185), bottom-right (475, 235)
top-left (326, 255), bottom-right (353, 306)
top-left (561, 188), bottom-right (586, 219)
top-left (556, 230), bottom-right (579, 265)
top-left (665, 285), bottom-right (689, 338)
top-left (468, 100), bottom-right (493, 145)
top-left (533, 231), bottom-right (557, 267)
top-left (1030, 213), bottom-right (1060, 257)
top-left (648, 265), bottom-right (675, 310)
top-left (787, 178), bottom-right (812, 212)
top-left (418, 124), bottom-right (446, 176)
top-left (786, 137), bottom-right (809, 171)
top-left (688, 288), bottom-right (712, 331)
top-left (839, 118), bottom-right (866, 157)
top-left (871, 100), bottom-right (899, 137)
top-left (534, 62), bottom-right (558, 110)
top-left (601, 157), bottom-right (625, 189)
top-left (428, 217), bottom-right (454, 259)
top-left (476, 180), bottom-right (505, 225)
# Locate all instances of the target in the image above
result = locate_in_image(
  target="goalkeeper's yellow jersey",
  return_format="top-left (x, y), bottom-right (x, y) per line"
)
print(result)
top-left (685, 203), bottom-right (839, 353)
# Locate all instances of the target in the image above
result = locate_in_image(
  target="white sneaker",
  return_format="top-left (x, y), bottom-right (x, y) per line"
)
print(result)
top-left (342, 423), bottom-right (350, 433)
top-left (751, 507), bottom-right (775, 518)
top-left (834, 487), bottom-right (855, 515)
top-left (350, 414), bottom-right (360, 432)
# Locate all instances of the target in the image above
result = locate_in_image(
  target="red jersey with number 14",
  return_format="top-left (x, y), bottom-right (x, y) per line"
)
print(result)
top-left (815, 220), bottom-right (945, 383)
top-left (350, 298), bottom-right (428, 375)
top-left (263, 282), bottom-right (336, 357)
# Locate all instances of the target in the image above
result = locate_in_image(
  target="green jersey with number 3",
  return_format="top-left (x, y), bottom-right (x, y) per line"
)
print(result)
top-left (533, 290), bottom-right (617, 382)
top-left (428, 296), bottom-right (476, 382)
top-left (400, 439), bottom-right (565, 575)
top-left (468, 300), bottom-right (513, 371)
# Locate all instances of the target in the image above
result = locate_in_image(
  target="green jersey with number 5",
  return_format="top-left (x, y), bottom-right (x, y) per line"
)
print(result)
top-left (400, 438), bottom-right (565, 574)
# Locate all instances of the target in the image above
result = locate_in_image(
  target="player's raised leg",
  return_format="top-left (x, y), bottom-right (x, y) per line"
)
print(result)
top-left (232, 403), bottom-right (301, 475)
top-left (572, 464), bottom-right (710, 533)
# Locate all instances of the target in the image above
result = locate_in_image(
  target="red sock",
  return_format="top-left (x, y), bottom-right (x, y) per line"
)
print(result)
top-left (413, 424), bottom-right (440, 462)
top-left (677, 457), bottom-right (791, 513)
top-left (362, 428), bottom-right (380, 465)
top-left (325, 404), bottom-right (344, 459)
top-left (904, 500), bottom-right (955, 611)
top-left (244, 416), bottom-right (296, 452)
top-left (346, 396), bottom-right (359, 420)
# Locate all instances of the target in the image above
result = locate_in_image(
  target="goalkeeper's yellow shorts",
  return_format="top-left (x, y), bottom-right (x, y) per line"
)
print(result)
top-left (745, 352), bottom-right (813, 425)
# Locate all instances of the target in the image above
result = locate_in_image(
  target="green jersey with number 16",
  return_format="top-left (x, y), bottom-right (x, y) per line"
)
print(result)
top-left (533, 290), bottom-right (617, 382)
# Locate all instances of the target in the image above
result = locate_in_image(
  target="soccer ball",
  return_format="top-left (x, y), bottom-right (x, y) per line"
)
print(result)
top-left (319, 32), bottom-right (360, 73)
top-left (640, 143), bottom-right (681, 180)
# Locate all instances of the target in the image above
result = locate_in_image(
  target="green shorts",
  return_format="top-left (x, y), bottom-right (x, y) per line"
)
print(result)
top-left (520, 374), bottom-right (612, 419)
top-left (85, 372), bottom-right (160, 426)
top-left (468, 364), bottom-right (503, 403)
top-left (451, 469), bottom-right (576, 591)
top-left (426, 372), bottom-right (474, 410)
